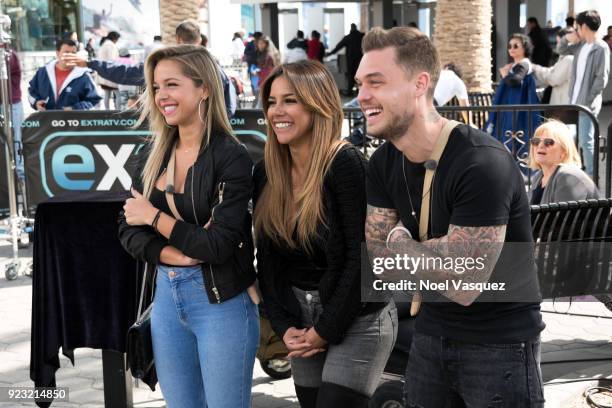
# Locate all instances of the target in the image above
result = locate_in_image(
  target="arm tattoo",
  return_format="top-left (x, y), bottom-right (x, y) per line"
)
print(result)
top-left (369, 221), bottom-right (506, 306)
top-left (365, 205), bottom-right (399, 260)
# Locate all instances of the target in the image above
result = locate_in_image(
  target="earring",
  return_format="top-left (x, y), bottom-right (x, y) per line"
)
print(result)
top-left (198, 97), bottom-right (207, 125)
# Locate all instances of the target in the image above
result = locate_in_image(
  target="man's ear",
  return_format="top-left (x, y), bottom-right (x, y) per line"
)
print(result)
top-left (414, 71), bottom-right (431, 98)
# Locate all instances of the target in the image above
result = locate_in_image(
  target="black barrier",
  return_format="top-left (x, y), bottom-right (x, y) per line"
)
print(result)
top-left (22, 111), bottom-right (149, 209)
top-left (344, 104), bottom-right (606, 193)
top-left (21, 110), bottom-right (267, 209)
top-left (437, 105), bottom-right (603, 189)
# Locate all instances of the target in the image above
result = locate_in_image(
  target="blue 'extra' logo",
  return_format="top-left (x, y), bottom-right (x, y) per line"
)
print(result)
top-left (40, 130), bottom-right (150, 197)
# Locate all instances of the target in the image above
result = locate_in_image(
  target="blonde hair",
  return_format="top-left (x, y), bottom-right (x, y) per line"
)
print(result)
top-left (136, 45), bottom-right (233, 198)
top-left (528, 120), bottom-right (582, 170)
top-left (253, 60), bottom-right (346, 251)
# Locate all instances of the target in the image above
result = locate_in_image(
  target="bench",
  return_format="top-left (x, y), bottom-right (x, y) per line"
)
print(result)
top-left (531, 198), bottom-right (612, 299)
top-left (441, 92), bottom-right (494, 130)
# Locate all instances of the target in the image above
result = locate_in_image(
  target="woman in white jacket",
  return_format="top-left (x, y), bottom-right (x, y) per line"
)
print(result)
top-left (532, 28), bottom-right (574, 105)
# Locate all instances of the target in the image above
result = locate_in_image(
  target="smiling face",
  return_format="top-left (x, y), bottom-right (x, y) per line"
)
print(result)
top-left (507, 38), bottom-right (525, 61)
top-left (153, 59), bottom-right (208, 127)
top-left (267, 75), bottom-right (313, 146)
top-left (355, 47), bottom-right (416, 141)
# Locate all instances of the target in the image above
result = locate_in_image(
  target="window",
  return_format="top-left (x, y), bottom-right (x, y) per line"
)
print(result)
top-left (3, 0), bottom-right (80, 52)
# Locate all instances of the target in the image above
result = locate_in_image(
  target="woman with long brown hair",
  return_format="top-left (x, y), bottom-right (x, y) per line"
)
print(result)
top-left (253, 60), bottom-right (397, 407)
top-left (118, 44), bottom-right (258, 408)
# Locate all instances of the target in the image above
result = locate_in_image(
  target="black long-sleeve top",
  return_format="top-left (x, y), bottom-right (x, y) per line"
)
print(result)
top-left (253, 145), bottom-right (387, 344)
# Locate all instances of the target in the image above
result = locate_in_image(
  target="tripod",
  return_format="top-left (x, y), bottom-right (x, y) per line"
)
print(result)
top-left (0, 14), bottom-right (33, 280)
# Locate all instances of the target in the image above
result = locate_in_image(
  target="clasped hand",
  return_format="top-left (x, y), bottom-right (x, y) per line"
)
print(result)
top-left (283, 327), bottom-right (327, 358)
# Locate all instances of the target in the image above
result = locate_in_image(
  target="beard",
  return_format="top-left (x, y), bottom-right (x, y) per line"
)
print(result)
top-left (368, 109), bottom-right (413, 142)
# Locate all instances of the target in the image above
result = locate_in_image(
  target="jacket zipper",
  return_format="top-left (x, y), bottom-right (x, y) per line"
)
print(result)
top-left (208, 181), bottom-right (225, 303)
top-left (190, 164), bottom-right (222, 302)
top-left (211, 182), bottom-right (225, 221)
top-left (190, 165), bottom-right (200, 225)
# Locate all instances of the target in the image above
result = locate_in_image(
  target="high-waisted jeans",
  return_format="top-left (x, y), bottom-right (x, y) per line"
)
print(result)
top-left (151, 265), bottom-right (259, 408)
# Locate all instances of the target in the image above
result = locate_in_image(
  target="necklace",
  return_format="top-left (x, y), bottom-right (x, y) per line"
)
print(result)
top-left (401, 156), bottom-right (418, 225)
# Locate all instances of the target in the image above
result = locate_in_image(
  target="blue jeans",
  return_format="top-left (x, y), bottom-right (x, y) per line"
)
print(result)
top-left (151, 265), bottom-right (259, 408)
top-left (578, 111), bottom-right (595, 176)
top-left (0, 102), bottom-right (23, 179)
top-left (404, 333), bottom-right (544, 408)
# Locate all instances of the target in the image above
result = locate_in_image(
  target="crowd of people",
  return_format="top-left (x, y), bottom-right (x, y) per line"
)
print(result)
top-left (0, 9), bottom-right (611, 408)
top-left (114, 25), bottom-right (554, 407)
top-left (488, 11), bottom-right (610, 177)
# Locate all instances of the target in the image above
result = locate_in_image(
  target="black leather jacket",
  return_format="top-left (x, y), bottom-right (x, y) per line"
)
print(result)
top-left (118, 130), bottom-right (256, 304)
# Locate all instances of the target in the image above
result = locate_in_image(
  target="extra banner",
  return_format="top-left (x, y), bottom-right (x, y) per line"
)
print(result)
top-left (21, 110), bottom-right (267, 208)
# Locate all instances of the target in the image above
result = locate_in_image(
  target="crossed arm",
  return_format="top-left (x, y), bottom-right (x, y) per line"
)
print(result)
top-left (365, 205), bottom-right (506, 306)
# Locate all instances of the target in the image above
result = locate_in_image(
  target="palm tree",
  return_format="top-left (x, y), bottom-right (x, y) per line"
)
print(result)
top-left (433, 0), bottom-right (493, 92)
top-left (159, 0), bottom-right (202, 45)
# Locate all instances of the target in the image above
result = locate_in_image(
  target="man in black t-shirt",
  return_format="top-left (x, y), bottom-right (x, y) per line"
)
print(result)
top-left (357, 27), bottom-right (545, 407)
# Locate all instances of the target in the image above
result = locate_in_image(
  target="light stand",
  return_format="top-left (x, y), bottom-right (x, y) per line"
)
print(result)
top-left (0, 14), bottom-right (33, 280)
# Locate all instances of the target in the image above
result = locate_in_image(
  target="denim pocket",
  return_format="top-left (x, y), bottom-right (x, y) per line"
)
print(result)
top-left (526, 341), bottom-right (545, 406)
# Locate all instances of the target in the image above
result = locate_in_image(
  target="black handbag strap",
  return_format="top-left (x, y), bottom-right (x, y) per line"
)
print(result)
top-left (137, 263), bottom-right (156, 320)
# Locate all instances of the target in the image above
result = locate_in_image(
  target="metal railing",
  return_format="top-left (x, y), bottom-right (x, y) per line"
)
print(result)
top-left (342, 105), bottom-right (606, 195)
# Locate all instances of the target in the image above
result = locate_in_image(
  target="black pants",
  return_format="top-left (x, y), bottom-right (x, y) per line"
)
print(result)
top-left (404, 333), bottom-right (545, 408)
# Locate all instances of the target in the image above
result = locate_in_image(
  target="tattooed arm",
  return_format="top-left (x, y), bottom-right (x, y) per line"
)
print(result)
top-left (364, 205), bottom-right (400, 260)
top-left (366, 204), bottom-right (506, 306)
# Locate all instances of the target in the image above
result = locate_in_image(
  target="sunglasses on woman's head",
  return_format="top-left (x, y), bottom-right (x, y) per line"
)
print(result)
top-left (530, 137), bottom-right (555, 147)
top-left (508, 43), bottom-right (521, 50)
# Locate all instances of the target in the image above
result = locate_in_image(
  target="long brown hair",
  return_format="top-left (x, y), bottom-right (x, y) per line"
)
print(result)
top-left (136, 44), bottom-right (233, 198)
top-left (253, 60), bottom-right (346, 251)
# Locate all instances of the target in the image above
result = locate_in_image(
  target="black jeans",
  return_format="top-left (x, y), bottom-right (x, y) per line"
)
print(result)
top-left (404, 332), bottom-right (545, 408)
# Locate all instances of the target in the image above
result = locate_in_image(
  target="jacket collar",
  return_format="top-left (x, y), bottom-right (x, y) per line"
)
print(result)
top-left (44, 60), bottom-right (91, 101)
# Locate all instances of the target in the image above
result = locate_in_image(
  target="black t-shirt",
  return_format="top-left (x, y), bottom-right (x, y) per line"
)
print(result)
top-left (150, 187), bottom-right (192, 223)
top-left (366, 124), bottom-right (545, 343)
top-left (150, 188), bottom-right (195, 267)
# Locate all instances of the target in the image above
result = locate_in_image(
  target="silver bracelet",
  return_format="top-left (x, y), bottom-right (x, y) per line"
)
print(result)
top-left (386, 225), bottom-right (413, 248)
